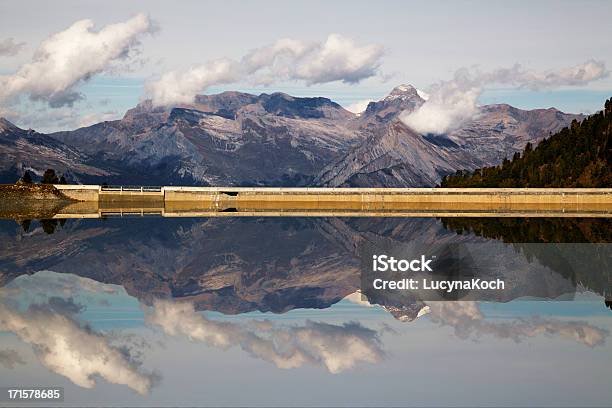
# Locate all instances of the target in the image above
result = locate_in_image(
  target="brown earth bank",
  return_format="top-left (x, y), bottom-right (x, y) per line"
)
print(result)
top-left (0, 183), bottom-right (74, 220)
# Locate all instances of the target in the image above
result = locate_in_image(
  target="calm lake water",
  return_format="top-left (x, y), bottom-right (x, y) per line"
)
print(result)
top-left (0, 216), bottom-right (611, 407)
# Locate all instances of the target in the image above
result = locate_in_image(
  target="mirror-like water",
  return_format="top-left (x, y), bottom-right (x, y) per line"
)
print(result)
top-left (0, 216), bottom-right (610, 407)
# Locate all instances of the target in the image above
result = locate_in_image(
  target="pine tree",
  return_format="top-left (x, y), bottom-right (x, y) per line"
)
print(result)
top-left (21, 171), bottom-right (33, 183)
top-left (441, 97), bottom-right (612, 188)
top-left (42, 169), bottom-right (59, 184)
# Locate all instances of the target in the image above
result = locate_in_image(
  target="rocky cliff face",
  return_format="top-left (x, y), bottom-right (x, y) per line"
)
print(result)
top-left (47, 92), bottom-right (360, 186)
top-left (0, 118), bottom-right (110, 183)
top-left (315, 87), bottom-right (583, 187)
top-left (1, 86), bottom-right (583, 186)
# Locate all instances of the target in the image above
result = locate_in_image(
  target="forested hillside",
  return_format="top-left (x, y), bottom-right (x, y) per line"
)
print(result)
top-left (441, 98), bottom-right (612, 188)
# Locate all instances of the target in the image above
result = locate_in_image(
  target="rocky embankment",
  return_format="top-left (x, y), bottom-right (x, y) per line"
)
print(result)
top-left (0, 183), bottom-right (74, 219)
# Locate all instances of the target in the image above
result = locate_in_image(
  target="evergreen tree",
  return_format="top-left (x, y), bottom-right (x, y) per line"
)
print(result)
top-left (42, 169), bottom-right (59, 184)
top-left (21, 171), bottom-right (33, 183)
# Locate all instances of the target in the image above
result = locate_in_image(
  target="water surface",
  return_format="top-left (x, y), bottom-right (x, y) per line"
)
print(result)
top-left (0, 216), bottom-right (610, 407)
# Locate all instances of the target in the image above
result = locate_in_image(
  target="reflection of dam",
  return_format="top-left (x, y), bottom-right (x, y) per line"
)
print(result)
top-left (50, 185), bottom-right (612, 218)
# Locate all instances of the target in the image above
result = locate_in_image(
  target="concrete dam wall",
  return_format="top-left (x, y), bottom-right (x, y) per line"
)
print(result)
top-left (48, 185), bottom-right (612, 218)
top-left (55, 185), bottom-right (612, 204)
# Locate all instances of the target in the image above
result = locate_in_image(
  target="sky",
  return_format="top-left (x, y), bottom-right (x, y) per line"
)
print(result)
top-left (0, 0), bottom-right (611, 132)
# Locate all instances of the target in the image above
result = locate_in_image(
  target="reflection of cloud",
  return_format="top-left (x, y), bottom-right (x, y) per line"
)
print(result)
top-left (426, 301), bottom-right (607, 347)
top-left (0, 349), bottom-right (25, 369)
top-left (145, 300), bottom-right (384, 373)
top-left (343, 291), bottom-right (376, 307)
top-left (343, 292), bottom-right (431, 322)
top-left (0, 295), bottom-right (155, 394)
top-left (146, 34), bottom-right (384, 106)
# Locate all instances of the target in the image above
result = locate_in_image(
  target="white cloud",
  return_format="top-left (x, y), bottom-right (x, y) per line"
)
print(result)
top-left (145, 34), bottom-right (384, 107)
top-left (0, 38), bottom-right (26, 57)
top-left (144, 59), bottom-right (239, 107)
top-left (77, 111), bottom-right (121, 128)
top-left (290, 34), bottom-right (384, 85)
top-left (485, 60), bottom-right (608, 89)
top-left (3, 104), bottom-right (119, 132)
top-left (242, 38), bottom-right (309, 77)
top-left (344, 99), bottom-right (374, 114)
top-left (400, 71), bottom-right (481, 135)
top-left (144, 299), bottom-right (384, 373)
top-left (0, 14), bottom-right (153, 108)
top-left (401, 60), bottom-right (609, 135)
top-left (415, 88), bottom-right (429, 101)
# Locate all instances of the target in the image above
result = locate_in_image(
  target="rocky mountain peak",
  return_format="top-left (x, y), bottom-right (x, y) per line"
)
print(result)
top-left (258, 92), bottom-right (351, 120)
top-left (384, 84), bottom-right (421, 101)
top-left (0, 117), bottom-right (20, 133)
top-left (358, 84), bottom-right (426, 124)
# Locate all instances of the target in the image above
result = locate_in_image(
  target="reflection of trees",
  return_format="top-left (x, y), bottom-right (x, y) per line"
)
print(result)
top-left (21, 219), bottom-right (68, 235)
top-left (440, 217), bottom-right (612, 299)
top-left (20, 219), bottom-right (31, 232)
top-left (440, 217), bottom-right (612, 243)
top-left (40, 219), bottom-right (58, 234)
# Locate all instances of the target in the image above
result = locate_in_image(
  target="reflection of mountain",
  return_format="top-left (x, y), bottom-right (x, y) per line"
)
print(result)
top-left (0, 86), bottom-right (580, 186)
top-left (0, 217), bottom-right (360, 312)
top-left (1, 216), bottom-right (608, 319)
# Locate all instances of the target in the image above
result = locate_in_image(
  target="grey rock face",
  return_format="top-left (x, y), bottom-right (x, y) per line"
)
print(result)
top-left (46, 91), bottom-right (360, 185)
top-left (0, 118), bottom-right (110, 183)
top-left (316, 91), bottom-right (582, 187)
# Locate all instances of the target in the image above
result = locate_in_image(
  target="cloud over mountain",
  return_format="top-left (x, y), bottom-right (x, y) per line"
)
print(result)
top-left (0, 14), bottom-right (153, 108)
top-left (0, 38), bottom-right (25, 57)
top-left (145, 34), bottom-right (384, 106)
top-left (401, 60), bottom-right (608, 135)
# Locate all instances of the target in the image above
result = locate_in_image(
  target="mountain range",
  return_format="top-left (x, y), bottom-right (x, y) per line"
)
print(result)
top-left (0, 85), bottom-right (582, 186)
